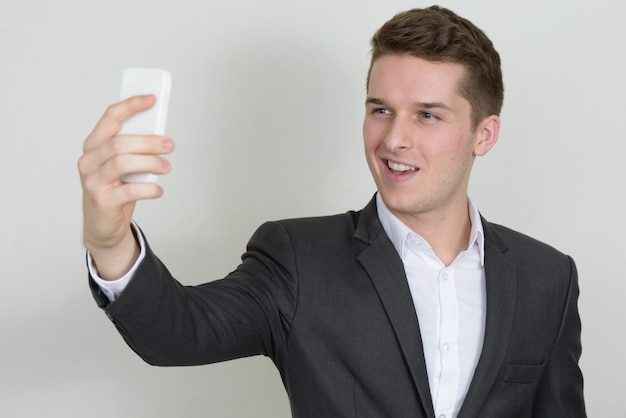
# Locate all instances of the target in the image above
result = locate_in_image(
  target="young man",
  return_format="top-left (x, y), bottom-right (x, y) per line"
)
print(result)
top-left (79, 6), bottom-right (585, 417)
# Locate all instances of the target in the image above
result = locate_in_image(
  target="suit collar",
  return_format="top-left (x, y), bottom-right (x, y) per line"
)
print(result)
top-left (458, 219), bottom-right (517, 417)
top-left (354, 196), bottom-right (436, 417)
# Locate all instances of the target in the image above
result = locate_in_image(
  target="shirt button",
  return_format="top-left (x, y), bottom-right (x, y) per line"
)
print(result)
top-left (442, 272), bottom-right (449, 281)
top-left (442, 343), bottom-right (451, 351)
top-left (439, 414), bottom-right (447, 418)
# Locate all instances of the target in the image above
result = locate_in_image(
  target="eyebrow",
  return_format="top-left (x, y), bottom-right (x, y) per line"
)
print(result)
top-left (365, 97), bottom-right (387, 106)
top-left (365, 97), bottom-right (454, 113)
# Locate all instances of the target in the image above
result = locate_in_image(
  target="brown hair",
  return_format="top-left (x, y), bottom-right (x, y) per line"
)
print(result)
top-left (368, 6), bottom-right (504, 128)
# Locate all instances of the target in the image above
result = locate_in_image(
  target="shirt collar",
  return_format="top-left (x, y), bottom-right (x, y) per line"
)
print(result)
top-left (376, 193), bottom-right (485, 265)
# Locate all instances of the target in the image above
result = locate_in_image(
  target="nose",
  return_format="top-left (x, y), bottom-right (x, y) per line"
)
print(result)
top-left (384, 115), bottom-right (413, 152)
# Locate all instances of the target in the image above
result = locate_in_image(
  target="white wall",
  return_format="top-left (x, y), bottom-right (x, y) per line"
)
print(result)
top-left (1, 0), bottom-right (623, 416)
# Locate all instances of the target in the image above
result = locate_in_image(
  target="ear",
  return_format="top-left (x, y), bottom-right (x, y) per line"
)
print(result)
top-left (473, 115), bottom-right (500, 157)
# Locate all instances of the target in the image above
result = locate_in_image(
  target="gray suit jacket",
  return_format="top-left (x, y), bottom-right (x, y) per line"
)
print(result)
top-left (91, 197), bottom-right (585, 417)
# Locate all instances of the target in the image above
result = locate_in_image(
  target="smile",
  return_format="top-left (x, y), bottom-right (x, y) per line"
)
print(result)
top-left (387, 160), bottom-right (417, 172)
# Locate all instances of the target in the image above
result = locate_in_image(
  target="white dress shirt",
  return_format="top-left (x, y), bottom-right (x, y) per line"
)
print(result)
top-left (88, 222), bottom-right (145, 301)
top-left (376, 193), bottom-right (486, 418)
top-left (91, 196), bottom-right (486, 418)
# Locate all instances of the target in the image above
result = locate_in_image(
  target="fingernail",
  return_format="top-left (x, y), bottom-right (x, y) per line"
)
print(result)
top-left (162, 160), bottom-right (170, 170)
top-left (162, 139), bottom-right (173, 151)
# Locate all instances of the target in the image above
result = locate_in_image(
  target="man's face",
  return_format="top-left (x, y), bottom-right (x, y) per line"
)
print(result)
top-left (363, 55), bottom-right (497, 226)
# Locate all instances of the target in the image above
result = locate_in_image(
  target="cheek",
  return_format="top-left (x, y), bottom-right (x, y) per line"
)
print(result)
top-left (362, 120), bottom-right (383, 153)
top-left (436, 131), bottom-right (474, 156)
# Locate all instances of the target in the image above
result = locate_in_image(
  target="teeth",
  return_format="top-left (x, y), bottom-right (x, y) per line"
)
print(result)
top-left (388, 160), bottom-right (416, 172)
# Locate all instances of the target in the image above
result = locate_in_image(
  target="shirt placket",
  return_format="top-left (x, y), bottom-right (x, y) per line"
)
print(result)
top-left (434, 267), bottom-right (459, 418)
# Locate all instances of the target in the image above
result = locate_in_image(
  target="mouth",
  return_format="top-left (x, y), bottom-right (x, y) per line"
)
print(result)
top-left (387, 160), bottom-right (417, 173)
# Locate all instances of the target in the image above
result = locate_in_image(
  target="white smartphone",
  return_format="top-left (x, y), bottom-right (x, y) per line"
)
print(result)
top-left (118, 67), bottom-right (172, 183)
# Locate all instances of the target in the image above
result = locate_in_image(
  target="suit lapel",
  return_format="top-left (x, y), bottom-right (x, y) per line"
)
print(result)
top-left (458, 219), bottom-right (517, 418)
top-left (354, 198), bottom-right (435, 418)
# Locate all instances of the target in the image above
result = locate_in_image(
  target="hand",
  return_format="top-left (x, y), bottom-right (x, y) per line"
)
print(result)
top-left (78, 95), bottom-right (175, 280)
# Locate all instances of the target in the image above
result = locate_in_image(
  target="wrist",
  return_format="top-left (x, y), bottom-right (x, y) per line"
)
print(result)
top-left (89, 228), bottom-right (140, 281)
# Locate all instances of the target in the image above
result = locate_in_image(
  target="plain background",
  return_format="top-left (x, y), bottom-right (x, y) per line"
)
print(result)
top-left (1, 0), bottom-right (624, 416)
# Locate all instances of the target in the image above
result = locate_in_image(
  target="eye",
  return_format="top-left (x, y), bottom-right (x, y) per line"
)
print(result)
top-left (374, 108), bottom-right (392, 115)
top-left (419, 112), bottom-right (438, 120)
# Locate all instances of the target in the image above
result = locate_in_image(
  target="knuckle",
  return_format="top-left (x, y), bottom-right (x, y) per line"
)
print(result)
top-left (102, 106), bottom-right (124, 134)
top-left (103, 103), bottom-right (120, 120)
top-left (77, 154), bottom-right (89, 175)
top-left (82, 173), bottom-right (98, 192)
top-left (108, 136), bottom-right (126, 154)
top-left (123, 183), bottom-right (142, 200)
top-left (110, 154), bottom-right (129, 174)
top-left (82, 136), bottom-right (92, 153)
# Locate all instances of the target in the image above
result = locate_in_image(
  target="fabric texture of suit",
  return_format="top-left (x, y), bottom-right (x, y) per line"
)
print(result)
top-left (90, 197), bottom-right (585, 417)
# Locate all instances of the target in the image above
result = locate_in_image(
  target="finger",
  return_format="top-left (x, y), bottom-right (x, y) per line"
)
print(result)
top-left (108, 134), bottom-right (175, 158)
top-left (83, 95), bottom-right (156, 153)
top-left (83, 170), bottom-right (166, 214)
top-left (103, 154), bottom-right (172, 182)
top-left (78, 134), bottom-right (174, 178)
top-left (82, 183), bottom-right (163, 245)
top-left (83, 154), bottom-right (171, 190)
top-left (89, 181), bottom-right (165, 211)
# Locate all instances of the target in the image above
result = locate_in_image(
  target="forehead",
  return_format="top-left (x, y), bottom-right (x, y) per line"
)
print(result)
top-left (368, 55), bottom-right (466, 102)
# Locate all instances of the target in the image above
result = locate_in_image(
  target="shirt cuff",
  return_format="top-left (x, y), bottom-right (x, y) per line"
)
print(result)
top-left (87, 221), bottom-right (146, 302)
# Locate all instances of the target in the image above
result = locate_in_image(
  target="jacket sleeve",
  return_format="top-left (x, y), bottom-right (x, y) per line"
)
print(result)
top-left (88, 221), bottom-right (299, 366)
top-left (532, 256), bottom-right (586, 417)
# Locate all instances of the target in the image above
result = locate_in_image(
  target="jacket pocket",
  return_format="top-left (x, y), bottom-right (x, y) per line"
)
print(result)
top-left (503, 362), bottom-right (546, 384)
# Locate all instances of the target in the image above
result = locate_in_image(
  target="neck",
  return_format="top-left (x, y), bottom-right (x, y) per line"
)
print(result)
top-left (395, 198), bottom-right (472, 267)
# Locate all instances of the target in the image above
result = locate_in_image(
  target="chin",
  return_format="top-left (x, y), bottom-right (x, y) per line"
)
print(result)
top-left (380, 190), bottom-right (423, 214)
